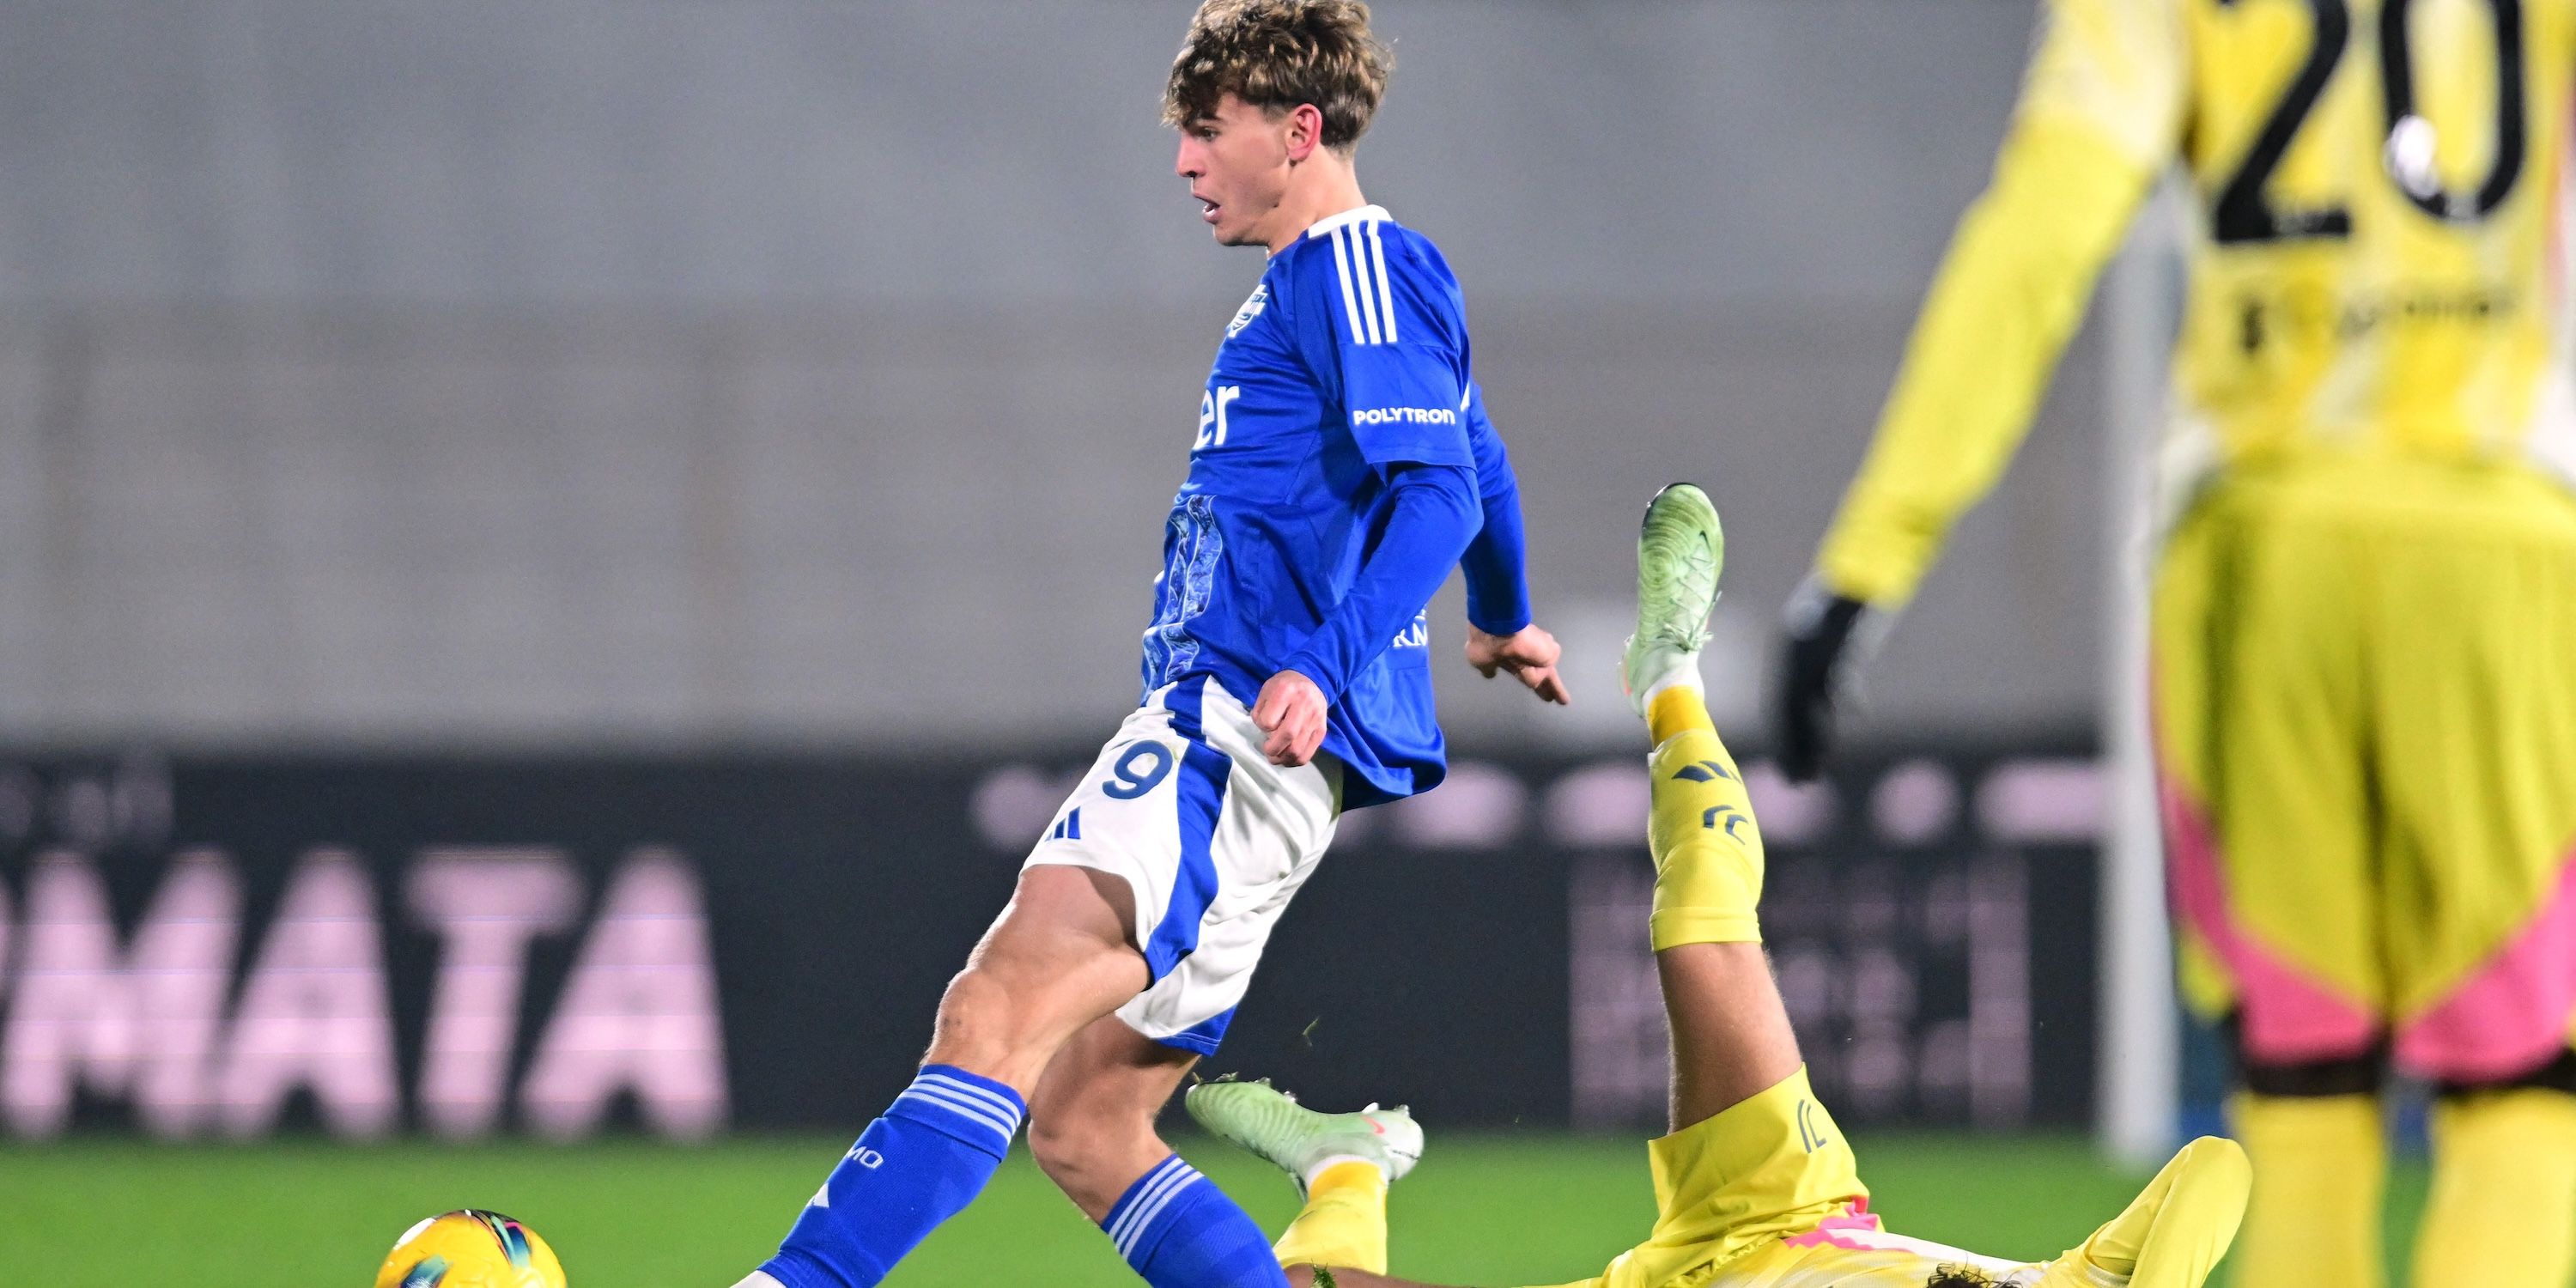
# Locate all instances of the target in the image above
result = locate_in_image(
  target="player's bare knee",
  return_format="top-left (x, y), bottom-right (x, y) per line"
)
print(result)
top-left (1025, 1102), bottom-right (1165, 1217)
top-left (931, 954), bottom-right (1126, 1078)
top-left (1025, 1070), bottom-right (1099, 1153)
top-left (1021, 1111), bottom-right (1090, 1186)
top-left (925, 967), bottom-right (1030, 1071)
top-left (929, 920), bottom-right (1148, 1076)
top-left (1022, 1100), bottom-right (1123, 1183)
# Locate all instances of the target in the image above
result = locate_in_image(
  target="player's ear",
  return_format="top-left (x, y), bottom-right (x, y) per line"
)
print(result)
top-left (1282, 103), bottom-right (1325, 162)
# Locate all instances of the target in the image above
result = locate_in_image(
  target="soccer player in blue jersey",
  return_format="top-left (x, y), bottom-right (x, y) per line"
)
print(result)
top-left (736, 3), bottom-right (1565, 1287)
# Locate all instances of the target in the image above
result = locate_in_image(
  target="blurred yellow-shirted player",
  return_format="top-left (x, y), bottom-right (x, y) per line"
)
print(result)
top-left (1190, 487), bottom-right (2252, 1288)
top-left (1772, 2), bottom-right (2576, 1285)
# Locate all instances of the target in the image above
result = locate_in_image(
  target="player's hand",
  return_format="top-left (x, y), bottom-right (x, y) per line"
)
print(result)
top-left (1252, 669), bottom-right (1329, 767)
top-left (1773, 579), bottom-right (1880, 783)
top-left (1467, 623), bottom-right (1571, 706)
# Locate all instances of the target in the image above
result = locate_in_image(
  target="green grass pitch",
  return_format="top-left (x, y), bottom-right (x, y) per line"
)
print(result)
top-left (0, 1133), bottom-right (2427, 1285)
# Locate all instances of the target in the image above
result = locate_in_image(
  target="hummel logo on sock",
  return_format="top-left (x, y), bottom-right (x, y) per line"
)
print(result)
top-left (1703, 806), bottom-right (1750, 839)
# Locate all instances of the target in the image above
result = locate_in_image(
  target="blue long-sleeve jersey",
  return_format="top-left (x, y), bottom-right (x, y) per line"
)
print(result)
top-left (1140, 205), bottom-right (1532, 808)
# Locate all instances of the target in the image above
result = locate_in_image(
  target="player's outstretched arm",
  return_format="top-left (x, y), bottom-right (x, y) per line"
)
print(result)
top-left (1455, 384), bottom-right (1568, 706)
top-left (1775, 0), bottom-right (2186, 781)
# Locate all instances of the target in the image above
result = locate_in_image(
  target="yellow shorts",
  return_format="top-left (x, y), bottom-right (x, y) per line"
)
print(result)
top-left (1524, 1067), bottom-right (1870, 1288)
top-left (2154, 456), bottom-right (2576, 1082)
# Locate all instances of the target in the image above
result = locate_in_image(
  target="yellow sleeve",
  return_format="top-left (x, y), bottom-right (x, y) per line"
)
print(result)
top-left (1814, 0), bottom-right (2189, 606)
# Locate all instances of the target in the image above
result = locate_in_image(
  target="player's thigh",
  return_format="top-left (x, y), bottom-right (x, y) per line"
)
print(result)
top-left (1021, 698), bottom-right (1208, 955)
top-left (928, 866), bottom-right (1151, 1080)
top-left (2373, 480), bottom-right (2576, 1080)
top-left (1111, 787), bottom-right (1335, 1054)
top-left (941, 699), bottom-right (1206, 1074)
top-left (1657, 942), bottom-right (1801, 1133)
top-left (2153, 485), bottom-right (2380, 1057)
top-left (969, 865), bottom-right (1143, 974)
top-left (1030, 678), bottom-right (1340, 1054)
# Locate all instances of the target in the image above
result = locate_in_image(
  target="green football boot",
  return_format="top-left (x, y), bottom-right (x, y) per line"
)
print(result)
top-left (1184, 1078), bottom-right (1423, 1199)
top-left (1619, 482), bottom-right (1725, 718)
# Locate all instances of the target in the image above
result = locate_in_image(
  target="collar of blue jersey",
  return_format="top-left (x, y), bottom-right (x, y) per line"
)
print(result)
top-left (1302, 204), bottom-right (1392, 240)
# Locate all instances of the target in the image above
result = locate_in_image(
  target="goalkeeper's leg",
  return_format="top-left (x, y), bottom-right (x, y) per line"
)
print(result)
top-left (1236, 702), bottom-right (1806, 1288)
top-left (1643, 685), bottom-right (1802, 1128)
top-left (1624, 483), bottom-right (1801, 1128)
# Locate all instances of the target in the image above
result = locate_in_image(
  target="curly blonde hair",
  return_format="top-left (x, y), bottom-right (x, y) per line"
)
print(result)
top-left (1162, 0), bottom-right (1394, 149)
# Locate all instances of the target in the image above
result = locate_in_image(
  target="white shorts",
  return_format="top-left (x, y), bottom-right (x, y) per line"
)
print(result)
top-left (1024, 677), bottom-right (1342, 1054)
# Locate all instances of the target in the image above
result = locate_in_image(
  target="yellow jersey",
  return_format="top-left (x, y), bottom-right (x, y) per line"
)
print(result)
top-left (1816, 0), bottom-right (2576, 605)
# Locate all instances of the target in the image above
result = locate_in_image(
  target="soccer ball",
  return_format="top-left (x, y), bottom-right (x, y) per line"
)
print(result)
top-left (374, 1210), bottom-right (568, 1288)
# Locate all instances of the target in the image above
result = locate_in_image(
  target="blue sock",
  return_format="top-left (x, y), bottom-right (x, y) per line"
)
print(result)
top-left (1103, 1154), bottom-right (1292, 1288)
top-left (760, 1066), bottom-right (1027, 1288)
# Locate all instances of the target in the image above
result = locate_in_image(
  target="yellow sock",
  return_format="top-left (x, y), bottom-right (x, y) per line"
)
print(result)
top-left (2410, 1088), bottom-right (2576, 1288)
top-left (2044, 1136), bottom-right (2249, 1288)
top-left (2228, 1092), bottom-right (2385, 1288)
top-left (1272, 1161), bottom-right (1388, 1275)
top-left (1643, 687), bottom-right (1763, 950)
top-left (1647, 684), bottom-right (1714, 744)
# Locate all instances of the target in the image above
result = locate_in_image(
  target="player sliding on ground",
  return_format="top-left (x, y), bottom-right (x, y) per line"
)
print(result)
top-left (1190, 485), bottom-right (2252, 1288)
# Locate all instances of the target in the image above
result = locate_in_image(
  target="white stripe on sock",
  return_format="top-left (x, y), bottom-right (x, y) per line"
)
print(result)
top-left (915, 1073), bottom-right (1024, 1129)
top-left (900, 1082), bottom-right (1018, 1139)
top-left (1106, 1157), bottom-right (1190, 1251)
top-left (893, 1092), bottom-right (1012, 1148)
top-left (895, 1087), bottom-right (1017, 1145)
top-left (1112, 1176), bottom-right (1197, 1258)
top-left (899, 1081), bottom-right (1015, 1128)
top-left (1109, 1158), bottom-right (1200, 1256)
top-left (1118, 1164), bottom-right (1204, 1258)
top-left (903, 1076), bottom-right (1019, 1128)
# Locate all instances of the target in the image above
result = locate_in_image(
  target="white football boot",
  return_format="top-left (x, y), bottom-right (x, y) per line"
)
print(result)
top-left (1619, 482), bottom-right (1724, 720)
top-left (1185, 1078), bottom-right (1423, 1200)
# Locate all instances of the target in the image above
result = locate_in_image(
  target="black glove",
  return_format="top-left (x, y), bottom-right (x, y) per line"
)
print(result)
top-left (1773, 580), bottom-right (1877, 784)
